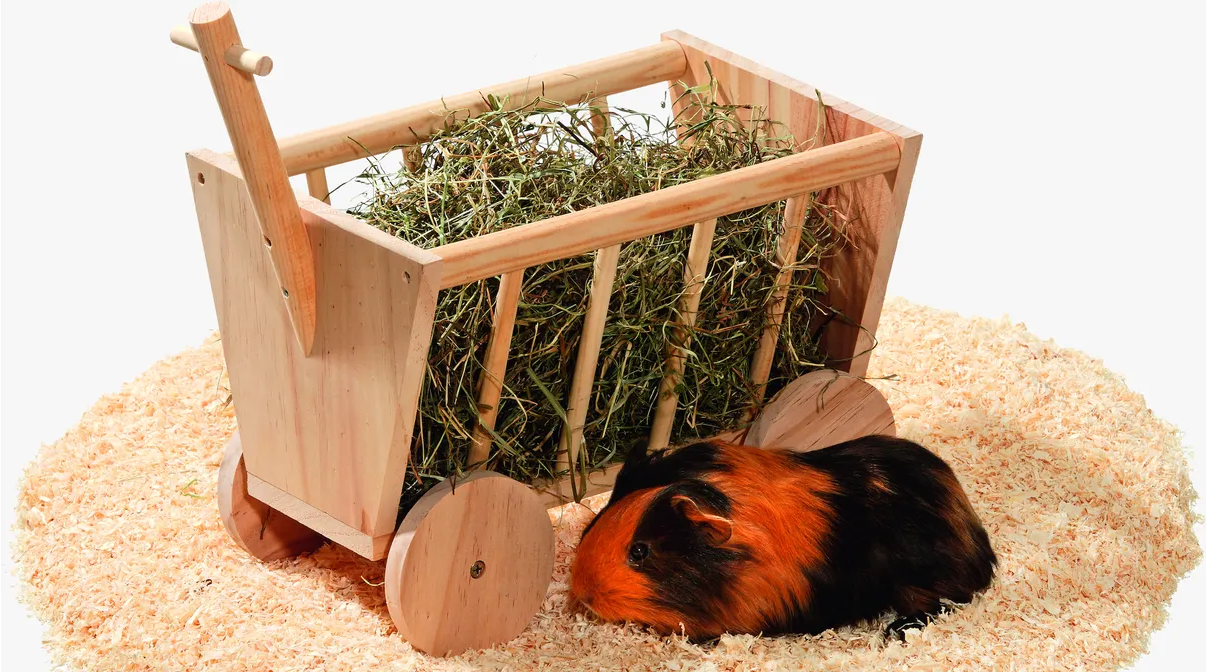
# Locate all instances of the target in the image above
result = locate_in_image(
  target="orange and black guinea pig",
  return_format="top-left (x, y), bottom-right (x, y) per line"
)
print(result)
top-left (569, 435), bottom-right (997, 642)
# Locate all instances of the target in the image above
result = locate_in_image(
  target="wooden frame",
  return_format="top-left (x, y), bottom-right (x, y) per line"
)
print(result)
top-left (174, 1), bottom-right (918, 656)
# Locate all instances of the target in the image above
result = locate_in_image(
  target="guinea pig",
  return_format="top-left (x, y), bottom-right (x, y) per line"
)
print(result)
top-left (569, 435), bottom-right (996, 641)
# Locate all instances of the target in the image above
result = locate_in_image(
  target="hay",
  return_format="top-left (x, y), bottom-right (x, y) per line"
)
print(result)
top-left (344, 83), bottom-right (842, 509)
top-left (12, 296), bottom-right (1201, 671)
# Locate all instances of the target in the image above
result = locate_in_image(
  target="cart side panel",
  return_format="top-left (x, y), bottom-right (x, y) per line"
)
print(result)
top-left (662, 31), bottom-right (921, 377)
top-left (187, 150), bottom-right (441, 559)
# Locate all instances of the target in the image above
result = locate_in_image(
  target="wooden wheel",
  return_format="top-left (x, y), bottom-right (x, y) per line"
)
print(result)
top-left (385, 471), bottom-right (554, 657)
top-left (746, 369), bottom-right (896, 451)
top-left (217, 430), bottom-right (323, 561)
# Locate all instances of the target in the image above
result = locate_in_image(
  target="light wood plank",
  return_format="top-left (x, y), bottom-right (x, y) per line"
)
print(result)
top-left (469, 269), bottom-right (525, 466)
top-left (662, 30), bottom-right (922, 377)
top-left (276, 41), bottom-right (687, 175)
top-left (246, 474), bottom-right (394, 559)
top-left (187, 149), bottom-right (441, 561)
top-left (188, 2), bottom-right (317, 355)
top-left (648, 218), bottom-right (718, 450)
top-left (433, 132), bottom-right (900, 289)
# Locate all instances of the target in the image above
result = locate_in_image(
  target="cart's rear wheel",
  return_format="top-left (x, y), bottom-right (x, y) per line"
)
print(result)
top-left (217, 430), bottom-right (323, 561)
top-left (746, 369), bottom-right (896, 450)
top-left (385, 471), bottom-right (554, 657)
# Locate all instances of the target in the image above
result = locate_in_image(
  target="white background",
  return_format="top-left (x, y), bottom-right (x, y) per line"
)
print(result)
top-left (3, 1), bottom-right (1203, 670)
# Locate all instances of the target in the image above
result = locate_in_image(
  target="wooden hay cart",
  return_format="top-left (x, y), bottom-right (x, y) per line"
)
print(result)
top-left (172, 1), bottom-right (919, 657)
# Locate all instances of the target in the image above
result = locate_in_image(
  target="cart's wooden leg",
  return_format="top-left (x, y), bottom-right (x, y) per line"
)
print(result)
top-left (384, 471), bottom-right (554, 656)
top-left (744, 369), bottom-right (896, 451)
top-left (217, 430), bottom-right (324, 561)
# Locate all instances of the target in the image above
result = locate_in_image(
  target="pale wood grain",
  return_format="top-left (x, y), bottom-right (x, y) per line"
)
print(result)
top-left (744, 369), bottom-right (896, 451)
top-left (433, 132), bottom-right (899, 289)
top-left (188, 2), bottom-right (316, 354)
top-left (469, 269), bottom-right (525, 466)
top-left (662, 30), bottom-right (922, 378)
top-left (304, 168), bottom-right (330, 204)
top-left (170, 23), bottom-right (273, 76)
top-left (384, 472), bottom-right (554, 656)
top-left (187, 149), bottom-right (441, 561)
top-left (217, 431), bottom-right (323, 561)
top-left (276, 41), bottom-right (686, 175)
top-left (743, 195), bottom-right (810, 421)
top-left (648, 218), bottom-right (717, 450)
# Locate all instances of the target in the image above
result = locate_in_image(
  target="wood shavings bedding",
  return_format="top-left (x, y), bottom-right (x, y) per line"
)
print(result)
top-left (12, 296), bottom-right (1201, 671)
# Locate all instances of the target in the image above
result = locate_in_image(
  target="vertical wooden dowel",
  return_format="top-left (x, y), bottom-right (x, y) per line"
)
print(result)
top-left (558, 244), bottom-right (621, 473)
top-left (188, 2), bottom-right (317, 355)
top-left (742, 195), bottom-right (810, 422)
top-left (589, 97), bottom-right (611, 139)
top-left (555, 96), bottom-right (619, 475)
top-left (305, 168), bottom-right (330, 204)
top-left (647, 218), bottom-right (718, 450)
top-left (469, 269), bottom-right (525, 466)
top-left (404, 147), bottom-right (422, 173)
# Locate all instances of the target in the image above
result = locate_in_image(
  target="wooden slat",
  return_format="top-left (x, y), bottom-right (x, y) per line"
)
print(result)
top-left (187, 150), bottom-right (441, 561)
top-left (647, 218), bottom-right (718, 450)
top-left (276, 41), bottom-right (687, 175)
top-left (469, 269), bottom-right (525, 466)
top-left (557, 244), bottom-right (621, 472)
top-left (663, 30), bottom-right (922, 377)
top-left (304, 168), bottom-right (330, 204)
top-left (556, 98), bottom-right (621, 474)
top-left (188, 2), bottom-right (317, 355)
top-left (432, 132), bottom-right (900, 289)
top-left (742, 195), bottom-right (810, 421)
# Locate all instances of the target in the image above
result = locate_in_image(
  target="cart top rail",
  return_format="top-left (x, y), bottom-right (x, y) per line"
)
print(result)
top-left (274, 41), bottom-right (688, 176)
top-left (431, 131), bottom-right (901, 289)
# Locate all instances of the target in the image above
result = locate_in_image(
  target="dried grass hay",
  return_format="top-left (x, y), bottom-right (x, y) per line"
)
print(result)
top-left (12, 296), bottom-right (1201, 671)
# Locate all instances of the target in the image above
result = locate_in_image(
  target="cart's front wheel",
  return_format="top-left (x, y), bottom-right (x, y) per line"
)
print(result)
top-left (217, 430), bottom-right (323, 561)
top-left (385, 471), bottom-right (554, 657)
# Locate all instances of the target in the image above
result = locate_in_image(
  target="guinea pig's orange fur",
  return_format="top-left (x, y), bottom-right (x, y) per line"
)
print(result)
top-left (572, 443), bottom-right (839, 636)
top-left (699, 445), bottom-right (836, 634)
top-left (570, 488), bottom-right (676, 630)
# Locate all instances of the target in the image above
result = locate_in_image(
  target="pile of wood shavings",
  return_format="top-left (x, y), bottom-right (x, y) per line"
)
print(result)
top-left (12, 296), bottom-right (1201, 671)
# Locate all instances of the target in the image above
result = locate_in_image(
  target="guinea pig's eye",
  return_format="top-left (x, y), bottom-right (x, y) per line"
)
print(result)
top-left (627, 541), bottom-right (650, 567)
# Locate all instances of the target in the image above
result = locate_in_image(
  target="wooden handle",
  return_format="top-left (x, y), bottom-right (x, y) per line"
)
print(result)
top-left (432, 132), bottom-right (901, 289)
top-left (188, 2), bottom-right (316, 355)
top-left (170, 23), bottom-right (273, 76)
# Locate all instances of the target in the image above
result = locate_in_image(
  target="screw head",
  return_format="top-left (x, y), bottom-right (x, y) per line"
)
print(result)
top-left (469, 560), bottom-right (485, 579)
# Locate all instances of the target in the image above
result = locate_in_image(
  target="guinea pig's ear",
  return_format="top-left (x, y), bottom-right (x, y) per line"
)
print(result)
top-left (670, 494), bottom-right (733, 546)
